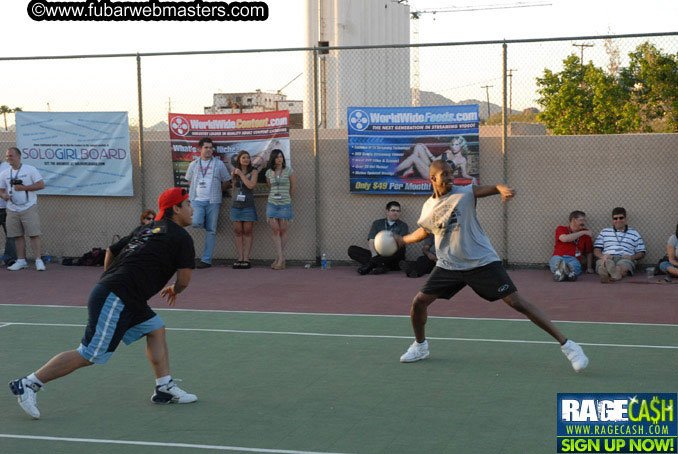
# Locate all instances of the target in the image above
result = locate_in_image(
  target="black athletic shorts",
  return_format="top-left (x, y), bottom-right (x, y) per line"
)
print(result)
top-left (420, 261), bottom-right (517, 301)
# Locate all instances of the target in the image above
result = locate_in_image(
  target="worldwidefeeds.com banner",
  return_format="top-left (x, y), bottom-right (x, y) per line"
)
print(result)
top-left (169, 111), bottom-right (290, 194)
top-left (347, 105), bottom-right (479, 195)
top-left (557, 394), bottom-right (677, 453)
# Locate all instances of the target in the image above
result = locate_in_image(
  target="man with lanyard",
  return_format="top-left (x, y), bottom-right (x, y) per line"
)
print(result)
top-left (392, 161), bottom-right (589, 372)
top-left (9, 187), bottom-right (198, 419)
top-left (593, 207), bottom-right (646, 283)
top-left (348, 201), bottom-right (409, 275)
top-left (184, 137), bottom-right (231, 269)
top-left (0, 147), bottom-right (45, 271)
top-left (550, 210), bottom-right (594, 281)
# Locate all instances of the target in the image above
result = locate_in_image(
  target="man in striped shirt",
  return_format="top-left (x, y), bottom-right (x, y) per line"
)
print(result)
top-left (593, 207), bottom-right (645, 283)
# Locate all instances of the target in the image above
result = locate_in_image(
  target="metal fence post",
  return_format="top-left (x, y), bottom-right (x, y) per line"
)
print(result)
top-left (502, 42), bottom-right (509, 266)
top-left (136, 53), bottom-right (146, 211)
top-left (313, 47), bottom-right (321, 265)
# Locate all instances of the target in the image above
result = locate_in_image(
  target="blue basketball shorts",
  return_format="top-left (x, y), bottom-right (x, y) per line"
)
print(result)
top-left (77, 284), bottom-right (165, 364)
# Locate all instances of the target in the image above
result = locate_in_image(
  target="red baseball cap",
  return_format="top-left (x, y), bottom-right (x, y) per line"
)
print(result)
top-left (155, 187), bottom-right (189, 220)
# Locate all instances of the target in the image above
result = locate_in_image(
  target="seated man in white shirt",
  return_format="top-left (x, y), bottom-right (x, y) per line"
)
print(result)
top-left (593, 207), bottom-right (646, 283)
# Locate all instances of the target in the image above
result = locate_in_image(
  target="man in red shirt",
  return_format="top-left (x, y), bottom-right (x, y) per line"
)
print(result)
top-left (550, 210), bottom-right (594, 281)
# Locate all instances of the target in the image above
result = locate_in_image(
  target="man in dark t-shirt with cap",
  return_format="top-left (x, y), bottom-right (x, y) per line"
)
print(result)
top-left (9, 187), bottom-right (197, 420)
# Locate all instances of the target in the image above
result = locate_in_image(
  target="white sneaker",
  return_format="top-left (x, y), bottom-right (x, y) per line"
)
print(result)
top-left (151, 379), bottom-right (197, 404)
top-left (553, 260), bottom-right (566, 282)
top-left (561, 340), bottom-right (589, 372)
top-left (400, 340), bottom-right (430, 363)
top-left (8, 260), bottom-right (28, 271)
top-left (35, 259), bottom-right (46, 271)
top-left (9, 377), bottom-right (41, 419)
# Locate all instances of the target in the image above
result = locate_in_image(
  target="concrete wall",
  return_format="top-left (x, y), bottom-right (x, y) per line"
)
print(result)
top-left (2, 130), bottom-right (677, 267)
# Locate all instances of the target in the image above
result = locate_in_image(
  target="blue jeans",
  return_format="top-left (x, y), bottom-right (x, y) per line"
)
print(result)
top-left (549, 255), bottom-right (583, 275)
top-left (191, 200), bottom-right (221, 264)
top-left (659, 261), bottom-right (676, 274)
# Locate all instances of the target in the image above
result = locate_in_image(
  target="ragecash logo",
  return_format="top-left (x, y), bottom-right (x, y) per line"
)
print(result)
top-left (557, 393), bottom-right (677, 453)
top-left (170, 116), bottom-right (190, 136)
top-left (348, 109), bottom-right (370, 131)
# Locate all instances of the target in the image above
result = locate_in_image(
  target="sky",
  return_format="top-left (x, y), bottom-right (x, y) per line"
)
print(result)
top-left (0, 0), bottom-right (676, 125)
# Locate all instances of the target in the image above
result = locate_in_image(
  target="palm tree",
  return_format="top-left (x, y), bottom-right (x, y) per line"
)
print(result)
top-left (12, 107), bottom-right (22, 130)
top-left (0, 105), bottom-right (10, 131)
top-left (0, 106), bottom-right (23, 131)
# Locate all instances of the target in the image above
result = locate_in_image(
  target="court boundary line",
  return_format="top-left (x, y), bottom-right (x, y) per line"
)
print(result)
top-left (2, 322), bottom-right (677, 350)
top-left (0, 433), bottom-right (355, 454)
top-left (1, 304), bottom-right (677, 327)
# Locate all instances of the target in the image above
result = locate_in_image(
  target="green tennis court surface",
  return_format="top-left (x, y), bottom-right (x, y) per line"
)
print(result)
top-left (1, 305), bottom-right (676, 454)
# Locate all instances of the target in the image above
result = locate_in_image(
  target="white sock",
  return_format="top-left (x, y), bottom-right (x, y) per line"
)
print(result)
top-left (16, 259), bottom-right (27, 264)
top-left (27, 373), bottom-right (43, 387)
top-left (156, 375), bottom-right (172, 386)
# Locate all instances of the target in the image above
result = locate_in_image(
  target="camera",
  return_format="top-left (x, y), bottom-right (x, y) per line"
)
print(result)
top-left (10, 178), bottom-right (23, 186)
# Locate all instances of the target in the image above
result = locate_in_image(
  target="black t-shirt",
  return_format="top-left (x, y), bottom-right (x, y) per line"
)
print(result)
top-left (99, 219), bottom-right (195, 307)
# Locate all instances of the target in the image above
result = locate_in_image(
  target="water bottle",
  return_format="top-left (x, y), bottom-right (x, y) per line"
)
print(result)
top-left (321, 253), bottom-right (328, 270)
top-left (646, 266), bottom-right (655, 280)
top-left (43, 252), bottom-right (51, 263)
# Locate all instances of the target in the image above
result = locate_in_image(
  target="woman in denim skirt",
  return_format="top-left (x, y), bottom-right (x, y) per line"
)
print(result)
top-left (230, 151), bottom-right (259, 269)
top-left (264, 149), bottom-right (296, 270)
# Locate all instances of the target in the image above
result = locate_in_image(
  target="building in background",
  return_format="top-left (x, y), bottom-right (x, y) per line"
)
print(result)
top-left (304, 0), bottom-right (411, 129)
top-left (204, 90), bottom-right (304, 129)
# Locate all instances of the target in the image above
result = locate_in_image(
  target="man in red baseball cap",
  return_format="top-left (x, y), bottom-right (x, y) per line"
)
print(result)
top-left (9, 188), bottom-right (198, 419)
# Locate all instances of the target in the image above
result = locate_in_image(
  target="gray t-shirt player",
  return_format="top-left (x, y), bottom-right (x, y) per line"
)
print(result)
top-left (417, 184), bottom-right (500, 270)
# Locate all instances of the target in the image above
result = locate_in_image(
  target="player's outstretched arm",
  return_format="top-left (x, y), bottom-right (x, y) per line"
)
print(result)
top-left (160, 268), bottom-right (192, 307)
top-left (103, 248), bottom-right (115, 271)
top-left (394, 227), bottom-right (430, 248)
top-left (473, 184), bottom-right (515, 201)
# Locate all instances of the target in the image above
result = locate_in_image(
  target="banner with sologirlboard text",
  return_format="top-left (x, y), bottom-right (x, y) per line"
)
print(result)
top-left (347, 105), bottom-right (479, 195)
top-left (15, 111), bottom-right (133, 196)
top-left (169, 111), bottom-right (290, 194)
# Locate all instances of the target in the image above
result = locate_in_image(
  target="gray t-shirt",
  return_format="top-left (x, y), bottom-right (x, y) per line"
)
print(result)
top-left (668, 235), bottom-right (678, 249)
top-left (417, 185), bottom-right (500, 270)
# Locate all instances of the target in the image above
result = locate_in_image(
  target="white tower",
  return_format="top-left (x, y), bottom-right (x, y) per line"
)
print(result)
top-left (304, 0), bottom-right (411, 129)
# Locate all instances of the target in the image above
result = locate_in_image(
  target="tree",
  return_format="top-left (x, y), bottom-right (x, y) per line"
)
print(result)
top-left (0, 106), bottom-right (23, 132)
top-left (536, 42), bottom-right (678, 134)
top-left (0, 105), bottom-right (10, 131)
top-left (536, 55), bottom-right (628, 134)
top-left (620, 43), bottom-right (678, 132)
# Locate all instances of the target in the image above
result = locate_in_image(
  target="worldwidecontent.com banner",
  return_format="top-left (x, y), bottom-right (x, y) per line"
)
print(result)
top-left (557, 393), bottom-right (677, 453)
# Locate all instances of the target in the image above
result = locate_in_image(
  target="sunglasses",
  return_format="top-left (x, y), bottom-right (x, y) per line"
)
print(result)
top-left (613, 216), bottom-right (625, 220)
top-left (144, 217), bottom-right (154, 221)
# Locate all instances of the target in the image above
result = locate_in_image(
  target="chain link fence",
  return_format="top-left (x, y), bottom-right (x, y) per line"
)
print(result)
top-left (1, 32), bottom-right (676, 267)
